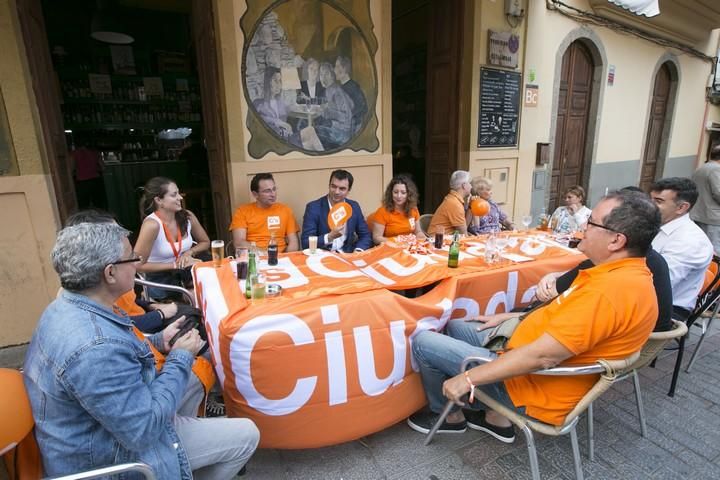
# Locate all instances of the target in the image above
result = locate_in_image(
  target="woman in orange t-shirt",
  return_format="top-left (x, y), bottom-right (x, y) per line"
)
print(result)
top-left (372, 175), bottom-right (426, 244)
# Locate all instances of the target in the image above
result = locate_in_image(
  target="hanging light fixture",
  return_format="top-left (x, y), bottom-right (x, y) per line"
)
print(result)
top-left (90, 0), bottom-right (134, 44)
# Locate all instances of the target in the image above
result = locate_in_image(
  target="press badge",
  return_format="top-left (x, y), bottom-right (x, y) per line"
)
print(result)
top-left (267, 216), bottom-right (281, 228)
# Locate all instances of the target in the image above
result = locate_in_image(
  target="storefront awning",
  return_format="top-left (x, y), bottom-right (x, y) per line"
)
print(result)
top-left (607, 0), bottom-right (660, 17)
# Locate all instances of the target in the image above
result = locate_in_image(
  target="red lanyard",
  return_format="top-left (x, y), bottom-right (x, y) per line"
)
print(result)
top-left (158, 212), bottom-right (182, 263)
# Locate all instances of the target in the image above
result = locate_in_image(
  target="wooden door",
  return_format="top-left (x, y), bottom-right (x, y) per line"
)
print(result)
top-left (550, 41), bottom-right (594, 209)
top-left (16, 0), bottom-right (76, 222)
top-left (639, 64), bottom-right (672, 192)
top-left (191, 0), bottom-right (231, 240)
top-left (423, 0), bottom-right (463, 211)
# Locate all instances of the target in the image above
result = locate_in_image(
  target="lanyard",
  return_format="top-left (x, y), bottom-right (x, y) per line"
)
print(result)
top-left (158, 212), bottom-right (182, 264)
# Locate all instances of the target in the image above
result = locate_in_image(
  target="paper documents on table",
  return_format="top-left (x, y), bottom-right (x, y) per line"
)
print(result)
top-left (501, 252), bottom-right (534, 263)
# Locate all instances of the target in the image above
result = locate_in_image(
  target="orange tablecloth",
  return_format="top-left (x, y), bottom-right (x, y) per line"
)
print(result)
top-left (194, 233), bottom-right (584, 448)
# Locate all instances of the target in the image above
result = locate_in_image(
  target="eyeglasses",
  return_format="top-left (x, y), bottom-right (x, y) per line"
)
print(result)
top-left (111, 254), bottom-right (143, 266)
top-left (586, 219), bottom-right (622, 234)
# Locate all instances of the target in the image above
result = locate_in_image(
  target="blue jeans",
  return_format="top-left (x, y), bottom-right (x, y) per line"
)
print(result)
top-left (412, 319), bottom-right (520, 414)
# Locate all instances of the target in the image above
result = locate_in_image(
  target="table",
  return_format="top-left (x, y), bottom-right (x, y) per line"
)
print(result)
top-left (194, 234), bottom-right (584, 448)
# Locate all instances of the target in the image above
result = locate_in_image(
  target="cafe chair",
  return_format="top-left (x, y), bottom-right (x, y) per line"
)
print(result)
top-left (424, 352), bottom-right (639, 480)
top-left (0, 368), bottom-right (156, 480)
top-left (418, 214), bottom-right (433, 236)
top-left (685, 256), bottom-right (720, 373)
top-left (668, 254), bottom-right (720, 396)
top-left (135, 274), bottom-right (196, 307)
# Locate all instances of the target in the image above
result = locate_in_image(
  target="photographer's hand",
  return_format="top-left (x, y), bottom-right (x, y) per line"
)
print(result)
top-left (161, 316), bottom-right (186, 352)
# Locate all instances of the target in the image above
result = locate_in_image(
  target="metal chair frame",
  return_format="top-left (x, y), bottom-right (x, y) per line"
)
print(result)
top-left (135, 275), bottom-right (196, 307)
top-left (418, 214), bottom-right (433, 236)
top-left (668, 254), bottom-right (720, 396)
top-left (424, 353), bottom-right (638, 480)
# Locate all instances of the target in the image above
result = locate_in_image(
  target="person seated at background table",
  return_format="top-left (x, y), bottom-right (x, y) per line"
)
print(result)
top-left (301, 169), bottom-right (372, 252)
top-left (63, 208), bottom-right (215, 417)
top-left (297, 58), bottom-right (325, 106)
top-left (24, 221), bottom-right (258, 478)
top-left (407, 190), bottom-right (659, 442)
top-left (315, 62), bottom-right (354, 150)
top-left (371, 175), bottom-right (426, 244)
top-left (428, 170), bottom-right (472, 235)
top-left (649, 177), bottom-right (714, 322)
top-left (549, 185), bottom-right (592, 234)
top-left (256, 67), bottom-right (295, 141)
top-left (466, 176), bottom-right (514, 235)
top-left (135, 176), bottom-right (210, 300)
top-left (229, 172), bottom-right (300, 252)
top-left (532, 187), bottom-right (672, 332)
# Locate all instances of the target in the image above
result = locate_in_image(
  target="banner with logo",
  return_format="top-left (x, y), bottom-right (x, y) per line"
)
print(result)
top-left (194, 236), bottom-right (583, 448)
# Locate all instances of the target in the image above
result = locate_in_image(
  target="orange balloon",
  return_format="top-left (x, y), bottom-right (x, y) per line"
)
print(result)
top-left (470, 198), bottom-right (490, 216)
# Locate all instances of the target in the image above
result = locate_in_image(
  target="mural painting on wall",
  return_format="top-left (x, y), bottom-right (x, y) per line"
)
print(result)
top-left (241, 0), bottom-right (379, 158)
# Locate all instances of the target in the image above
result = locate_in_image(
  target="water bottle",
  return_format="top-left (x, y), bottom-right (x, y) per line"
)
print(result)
top-left (448, 231), bottom-right (460, 268)
top-left (267, 233), bottom-right (278, 266)
top-left (245, 245), bottom-right (257, 299)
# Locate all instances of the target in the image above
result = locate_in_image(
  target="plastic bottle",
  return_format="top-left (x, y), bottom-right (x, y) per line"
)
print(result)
top-left (448, 231), bottom-right (460, 268)
top-left (245, 244), bottom-right (257, 299)
top-left (267, 233), bottom-right (278, 266)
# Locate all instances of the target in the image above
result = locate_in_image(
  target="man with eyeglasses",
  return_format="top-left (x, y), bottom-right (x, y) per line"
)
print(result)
top-left (428, 170), bottom-right (473, 235)
top-left (407, 191), bottom-right (659, 444)
top-left (649, 177), bottom-right (713, 322)
top-left (230, 172), bottom-right (300, 252)
top-left (24, 222), bottom-right (258, 478)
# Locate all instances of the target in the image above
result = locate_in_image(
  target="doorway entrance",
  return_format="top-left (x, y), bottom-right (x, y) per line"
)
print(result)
top-left (16, 0), bottom-right (228, 240)
top-left (640, 62), bottom-right (676, 192)
top-left (550, 41), bottom-right (595, 210)
top-left (391, 0), bottom-right (464, 213)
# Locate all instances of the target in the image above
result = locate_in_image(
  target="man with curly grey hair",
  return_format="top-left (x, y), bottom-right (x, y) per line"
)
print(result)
top-left (23, 222), bottom-right (258, 479)
top-left (428, 170), bottom-right (472, 235)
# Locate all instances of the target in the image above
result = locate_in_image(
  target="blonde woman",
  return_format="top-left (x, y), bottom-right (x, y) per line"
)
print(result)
top-left (467, 177), bottom-right (513, 234)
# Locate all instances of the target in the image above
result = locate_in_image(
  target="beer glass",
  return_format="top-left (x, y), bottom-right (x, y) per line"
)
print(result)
top-left (211, 240), bottom-right (225, 268)
top-left (251, 273), bottom-right (266, 301)
top-left (308, 235), bottom-right (318, 254)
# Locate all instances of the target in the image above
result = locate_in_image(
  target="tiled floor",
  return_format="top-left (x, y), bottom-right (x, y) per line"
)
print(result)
top-left (242, 326), bottom-right (720, 479)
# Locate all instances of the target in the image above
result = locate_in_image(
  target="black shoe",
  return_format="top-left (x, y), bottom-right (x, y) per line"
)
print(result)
top-left (406, 409), bottom-right (466, 434)
top-left (463, 409), bottom-right (515, 443)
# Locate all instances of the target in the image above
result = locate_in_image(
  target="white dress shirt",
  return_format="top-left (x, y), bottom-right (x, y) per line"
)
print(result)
top-left (651, 214), bottom-right (714, 310)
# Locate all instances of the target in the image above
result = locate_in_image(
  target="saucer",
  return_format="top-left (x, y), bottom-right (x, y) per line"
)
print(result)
top-left (302, 248), bottom-right (319, 256)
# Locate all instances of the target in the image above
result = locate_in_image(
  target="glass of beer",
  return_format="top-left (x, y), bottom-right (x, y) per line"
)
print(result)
top-left (308, 235), bottom-right (318, 254)
top-left (251, 273), bottom-right (266, 301)
top-left (211, 240), bottom-right (225, 268)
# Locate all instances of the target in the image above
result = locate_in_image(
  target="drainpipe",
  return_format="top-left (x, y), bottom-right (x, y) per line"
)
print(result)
top-left (696, 33), bottom-right (720, 169)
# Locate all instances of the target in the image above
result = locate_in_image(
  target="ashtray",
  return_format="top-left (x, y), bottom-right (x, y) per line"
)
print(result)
top-left (266, 283), bottom-right (282, 298)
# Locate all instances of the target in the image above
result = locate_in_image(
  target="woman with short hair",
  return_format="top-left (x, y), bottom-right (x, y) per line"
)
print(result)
top-left (549, 185), bottom-right (592, 234)
top-left (467, 177), bottom-right (513, 235)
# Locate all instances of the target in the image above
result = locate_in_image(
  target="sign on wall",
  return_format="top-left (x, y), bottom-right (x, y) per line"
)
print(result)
top-left (488, 30), bottom-right (520, 69)
top-left (478, 67), bottom-right (522, 147)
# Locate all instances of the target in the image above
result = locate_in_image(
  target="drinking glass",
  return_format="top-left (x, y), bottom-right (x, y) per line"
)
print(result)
top-left (211, 240), bottom-right (225, 268)
top-left (495, 233), bottom-right (509, 253)
top-left (308, 236), bottom-right (318, 254)
top-left (251, 273), bottom-right (266, 301)
top-left (521, 215), bottom-right (533, 231)
top-left (235, 247), bottom-right (249, 280)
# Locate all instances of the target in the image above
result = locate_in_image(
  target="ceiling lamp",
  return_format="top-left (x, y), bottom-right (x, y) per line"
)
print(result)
top-left (90, 0), bottom-right (134, 44)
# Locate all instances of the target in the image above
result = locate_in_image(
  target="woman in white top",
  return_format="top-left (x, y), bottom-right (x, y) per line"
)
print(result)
top-left (135, 177), bottom-right (210, 299)
top-left (549, 185), bottom-right (592, 234)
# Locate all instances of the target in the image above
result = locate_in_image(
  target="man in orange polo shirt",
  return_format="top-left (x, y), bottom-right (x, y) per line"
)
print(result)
top-left (407, 190), bottom-right (660, 442)
top-left (230, 173), bottom-right (300, 252)
top-left (428, 170), bottom-right (472, 235)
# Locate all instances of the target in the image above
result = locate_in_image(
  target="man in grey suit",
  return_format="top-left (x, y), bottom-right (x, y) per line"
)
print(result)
top-left (691, 144), bottom-right (720, 253)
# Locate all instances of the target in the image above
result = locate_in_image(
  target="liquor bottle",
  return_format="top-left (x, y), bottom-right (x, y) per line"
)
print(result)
top-left (267, 233), bottom-right (278, 266)
top-left (245, 244), bottom-right (257, 299)
top-left (448, 231), bottom-right (460, 268)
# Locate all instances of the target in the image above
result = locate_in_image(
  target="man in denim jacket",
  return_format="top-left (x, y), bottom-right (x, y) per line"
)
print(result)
top-left (23, 222), bottom-right (258, 479)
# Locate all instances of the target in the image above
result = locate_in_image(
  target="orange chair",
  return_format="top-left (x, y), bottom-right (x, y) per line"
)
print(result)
top-left (0, 368), bottom-right (156, 480)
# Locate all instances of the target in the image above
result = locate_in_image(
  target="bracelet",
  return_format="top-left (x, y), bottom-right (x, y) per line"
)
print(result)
top-left (464, 371), bottom-right (475, 404)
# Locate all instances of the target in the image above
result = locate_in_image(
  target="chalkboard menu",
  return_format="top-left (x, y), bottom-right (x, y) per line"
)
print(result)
top-left (477, 67), bottom-right (521, 147)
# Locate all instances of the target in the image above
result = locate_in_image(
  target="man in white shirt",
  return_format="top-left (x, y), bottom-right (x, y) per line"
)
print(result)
top-left (650, 177), bottom-right (714, 320)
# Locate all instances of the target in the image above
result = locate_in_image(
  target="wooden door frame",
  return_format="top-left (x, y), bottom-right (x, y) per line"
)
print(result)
top-left (638, 55), bottom-right (680, 184)
top-left (547, 30), bottom-right (607, 207)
